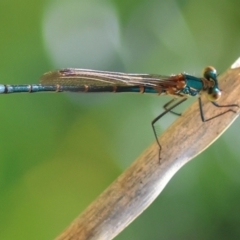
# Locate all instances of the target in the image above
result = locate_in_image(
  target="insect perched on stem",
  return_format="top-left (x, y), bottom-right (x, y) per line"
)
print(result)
top-left (0, 66), bottom-right (238, 155)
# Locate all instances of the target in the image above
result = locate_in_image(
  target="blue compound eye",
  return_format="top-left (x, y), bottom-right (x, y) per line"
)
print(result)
top-left (208, 87), bottom-right (221, 101)
top-left (203, 66), bottom-right (217, 80)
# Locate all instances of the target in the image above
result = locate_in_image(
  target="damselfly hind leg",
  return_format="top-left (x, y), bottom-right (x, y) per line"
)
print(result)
top-left (198, 97), bottom-right (239, 122)
top-left (152, 98), bottom-right (187, 162)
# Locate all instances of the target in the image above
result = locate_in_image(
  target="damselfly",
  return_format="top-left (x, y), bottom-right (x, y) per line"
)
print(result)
top-left (0, 67), bottom-right (238, 153)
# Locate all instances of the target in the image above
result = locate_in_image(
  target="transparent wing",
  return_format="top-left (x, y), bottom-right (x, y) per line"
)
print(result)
top-left (40, 68), bottom-right (184, 89)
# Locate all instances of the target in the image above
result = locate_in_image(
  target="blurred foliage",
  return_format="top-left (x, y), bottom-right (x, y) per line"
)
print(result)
top-left (0, 0), bottom-right (240, 239)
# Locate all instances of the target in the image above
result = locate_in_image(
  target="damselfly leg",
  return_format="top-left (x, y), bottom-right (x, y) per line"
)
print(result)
top-left (153, 97), bottom-right (238, 161)
top-left (198, 97), bottom-right (239, 122)
top-left (152, 98), bottom-right (187, 161)
top-left (163, 98), bottom-right (182, 116)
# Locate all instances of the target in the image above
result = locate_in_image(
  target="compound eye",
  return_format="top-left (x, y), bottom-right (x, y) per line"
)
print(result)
top-left (203, 66), bottom-right (217, 80)
top-left (208, 88), bottom-right (221, 101)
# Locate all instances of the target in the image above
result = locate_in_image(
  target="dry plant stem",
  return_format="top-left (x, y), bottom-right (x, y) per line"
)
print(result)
top-left (56, 59), bottom-right (240, 240)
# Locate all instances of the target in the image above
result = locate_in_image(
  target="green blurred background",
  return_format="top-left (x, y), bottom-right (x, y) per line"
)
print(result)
top-left (1, 0), bottom-right (240, 239)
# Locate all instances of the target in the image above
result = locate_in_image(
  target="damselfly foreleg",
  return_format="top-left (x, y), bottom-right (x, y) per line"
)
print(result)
top-left (198, 97), bottom-right (239, 122)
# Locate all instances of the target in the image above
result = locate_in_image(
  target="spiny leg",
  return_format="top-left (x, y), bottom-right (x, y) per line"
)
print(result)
top-left (152, 98), bottom-right (187, 161)
top-left (198, 97), bottom-right (239, 122)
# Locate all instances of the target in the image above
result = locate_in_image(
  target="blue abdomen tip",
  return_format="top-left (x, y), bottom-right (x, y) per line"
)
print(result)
top-left (0, 85), bottom-right (6, 93)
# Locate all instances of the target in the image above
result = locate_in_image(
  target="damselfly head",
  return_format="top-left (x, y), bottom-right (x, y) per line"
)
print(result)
top-left (203, 66), bottom-right (221, 101)
top-left (207, 87), bottom-right (221, 101)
